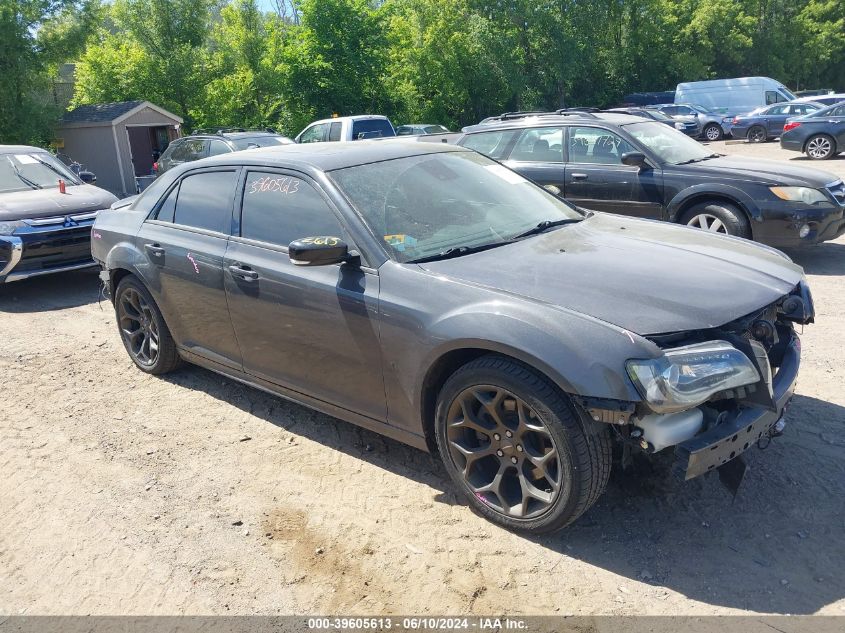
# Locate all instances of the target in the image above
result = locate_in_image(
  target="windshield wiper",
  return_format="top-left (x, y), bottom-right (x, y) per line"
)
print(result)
top-left (512, 217), bottom-right (583, 240)
top-left (6, 158), bottom-right (41, 190)
top-left (408, 241), bottom-right (513, 264)
top-left (32, 156), bottom-right (74, 182)
top-left (676, 154), bottom-right (720, 165)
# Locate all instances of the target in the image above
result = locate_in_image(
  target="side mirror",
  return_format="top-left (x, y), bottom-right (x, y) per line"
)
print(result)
top-left (79, 170), bottom-right (96, 184)
top-left (288, 236), bottom-right (353, 266)
top-left (543, 184), bottom-right (562, 196)
top-left (621, 152), bottom-right (649, 169)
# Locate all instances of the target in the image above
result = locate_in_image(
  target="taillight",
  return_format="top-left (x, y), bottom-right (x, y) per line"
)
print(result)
top-left (783, 122), bottom-right (801, 133)
top-left (152, 162), bottom-right (158, 173)
top-left (732, 117), bottom-right (739, 124)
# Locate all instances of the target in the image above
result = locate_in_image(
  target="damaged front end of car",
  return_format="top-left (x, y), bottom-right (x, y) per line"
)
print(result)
top-left (581, 279), bottom-right (814, 492)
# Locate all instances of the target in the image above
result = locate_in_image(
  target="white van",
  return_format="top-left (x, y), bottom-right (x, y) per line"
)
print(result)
top-left (675, 77), bottom-right (796, 116)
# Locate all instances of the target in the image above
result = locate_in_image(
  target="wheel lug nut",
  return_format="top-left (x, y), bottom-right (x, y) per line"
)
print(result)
top-left (510, 456), bottom-right (518, 464)
top-left (496, 449), bottom-right (504, 457)
top-left (493, 433), bottom-right (500, 441)
top-left (505, 430), bottom-right (513, 438)
top-left (517, 445), bottom-right (523, 452)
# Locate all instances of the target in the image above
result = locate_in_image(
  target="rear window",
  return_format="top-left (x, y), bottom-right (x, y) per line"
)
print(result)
top-left (230, 135), bottom-right (293, 150)
top-left (351, 119), bottom-right (395, 140)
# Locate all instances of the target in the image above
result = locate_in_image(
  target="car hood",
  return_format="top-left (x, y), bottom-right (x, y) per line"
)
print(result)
top-left (419, 213), bottom-right (803, 336)
top-left (0, 185), bottom-right (118, 221)
top-left (675, 156), bottom-right (838, 187)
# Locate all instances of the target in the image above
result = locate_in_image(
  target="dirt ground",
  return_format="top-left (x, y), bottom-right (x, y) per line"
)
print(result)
top-left (1, 142), bottom-right (844, 617)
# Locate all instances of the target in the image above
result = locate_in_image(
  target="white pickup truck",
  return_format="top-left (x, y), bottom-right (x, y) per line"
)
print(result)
top-left (295, 115), bottom-right (396, 143)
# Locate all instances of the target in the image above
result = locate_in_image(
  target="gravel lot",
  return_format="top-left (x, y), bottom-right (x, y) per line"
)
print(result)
top-left (1, 142), bottom-right (844, 616)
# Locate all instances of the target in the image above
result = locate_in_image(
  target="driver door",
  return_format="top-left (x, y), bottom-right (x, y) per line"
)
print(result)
top-left (223, 169), bottom-right (386, 421)
top-left (563, 126), bottom-right (663, 218)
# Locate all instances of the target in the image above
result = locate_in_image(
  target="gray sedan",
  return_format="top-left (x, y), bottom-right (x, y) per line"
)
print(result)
top-left (91, 141), bottom-right (813, 533)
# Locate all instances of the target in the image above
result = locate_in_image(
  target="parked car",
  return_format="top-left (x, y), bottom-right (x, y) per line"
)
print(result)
top-left (295, 115), bottom-right (395, 143)
top-left (794, 89), bottom-right (834, 98)
top-left (457, 111), bottom-right (845, 247)
top-left (0, 145), bottom-right (117, 283)
top-left (794, 93), bottom-right (845, 107)
top-left (606, 107), bottom-right (694, 133)
top-left (92, 140), bottom-right (813, 533)
top-left (675, 77), bottom-right (796, 115)
top-left (396, 124), bottom-right (451, 136)
top-left (647, 103), bottom-right (731, 140)
top-left (156, 129), bottom-right (293, 175)
top-left (620, 91), bottom-right (676, 106)
top-left (781, 101), bottom-right (845, 160)
top-left (730, 102), bottom-right (824, 142)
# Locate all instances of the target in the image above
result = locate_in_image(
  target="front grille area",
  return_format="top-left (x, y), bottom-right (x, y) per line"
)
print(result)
top-left (17, 226), bottom-right (93, 272)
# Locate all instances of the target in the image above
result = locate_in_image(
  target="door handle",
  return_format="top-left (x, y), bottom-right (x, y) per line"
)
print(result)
top-left (571, 173), bottom-right (588, 180)
top-left (228, 264), bottom-right (259, 281)
top-left (144, 243), bottom-right (165, 257)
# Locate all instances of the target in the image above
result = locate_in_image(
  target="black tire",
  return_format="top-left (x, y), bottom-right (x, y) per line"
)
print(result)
top-left (702, 124), bottom-right (722, 141)
top-left (434, 354), bottom-right (611, 534)
top-left (747, 125), bottom-right (767, 143)
top-left (804, 134), bottom-right (837, 160)
top-left (114, 274), bottom-right (181, 374)
top-left (680, 200), bottom-right (750, 239)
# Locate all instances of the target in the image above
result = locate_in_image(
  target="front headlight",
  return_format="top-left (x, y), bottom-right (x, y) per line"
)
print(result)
top-left (626, 341), bottom-right (760, 414)
top-left (674, 122), bottom-right (685, 130)
top-left (769, 186), bottom-right (829, 205)
top-left (0, 220), bottom-right (25, 235)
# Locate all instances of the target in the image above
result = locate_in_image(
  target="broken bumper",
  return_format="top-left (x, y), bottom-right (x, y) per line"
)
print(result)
top-left (673, 333), bottom-right (800, 480)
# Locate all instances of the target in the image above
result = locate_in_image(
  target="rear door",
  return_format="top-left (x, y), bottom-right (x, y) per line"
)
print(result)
top-left (501, 126), bottom-right (566, 192)
top-left (763, 104), bottom-right (790, 135)
top-left (136, 167), bottom-right (242, 369)
top-left (223, 168), bottom-right (385, 420)
top-left (563, 126), bottom-right (664, 218)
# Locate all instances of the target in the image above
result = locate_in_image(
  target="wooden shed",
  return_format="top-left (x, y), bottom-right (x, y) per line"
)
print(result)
top-left (57, 101), bottom-right (183, 197)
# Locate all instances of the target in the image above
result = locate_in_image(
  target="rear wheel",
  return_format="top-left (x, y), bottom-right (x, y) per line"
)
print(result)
top-left (703, 124), bottom-right (722, 141)
top-left (680, 200), bottom-right (751, 239)
top-left (434, 355), bottom-right (611, 534)
top-left (805, 134), bottom-right (836, 160)
top-left (115, 275), bottom-right (181, 374)
top-left (747, 125), bottom-right (767, 143)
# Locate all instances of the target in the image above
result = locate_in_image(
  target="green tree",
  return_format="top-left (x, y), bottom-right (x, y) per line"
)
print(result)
top-left (0, 0), bottom-right (100, 144)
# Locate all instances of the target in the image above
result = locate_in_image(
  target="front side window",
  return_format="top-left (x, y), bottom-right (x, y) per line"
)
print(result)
top-left (208, 140), bottom-right (231, 156)
top-left (240, 171), bottom-right (345, 247)
top-left (766, 91), bottom-right (790, 105)
top-left (299, 124), bottom-right (327, 143)
top-left (568, 127), bottom-right (635, 165)
top-left (166, 170), bottom-right (237, 233)
top-left (461, 129), bottom-right (519, 160)
top-left (0, 152), bottom-right (80, 193)
top-left (329, 151), bottom-right (582, 263)
top-left (509, 127), bottom-right (564, 163)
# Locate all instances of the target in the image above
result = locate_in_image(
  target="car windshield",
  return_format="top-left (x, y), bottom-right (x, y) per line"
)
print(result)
top-left (0, 151), bottom-right (80, 193)
top-left (330, 151), bottom-right (583, 263)
top-left (231, 135), bottom-right (292, 150)
top-left (644, 109), bottom-right (673, 121)
top-left (424, 125), bottom-right (449, 134)
top-left (688, 104), bottom-right (713, 114)
top-left (623, 121), bottom-right (712, 165)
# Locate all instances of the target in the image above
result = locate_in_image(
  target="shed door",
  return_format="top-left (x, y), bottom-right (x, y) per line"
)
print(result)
top-left (127, 127), bottom-right (155, 176)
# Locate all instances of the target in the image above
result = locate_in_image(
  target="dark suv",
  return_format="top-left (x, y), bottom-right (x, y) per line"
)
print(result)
top-left (155, 129), bottom-right (293, 175)
top-left (458, 111), bottom-right (845, 247)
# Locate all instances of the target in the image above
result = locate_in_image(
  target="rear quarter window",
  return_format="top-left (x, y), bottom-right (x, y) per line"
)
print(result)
top-left (461, 130), bottom-right (519, 160)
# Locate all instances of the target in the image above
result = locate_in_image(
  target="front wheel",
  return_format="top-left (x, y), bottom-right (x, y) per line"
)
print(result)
top-left (434, 355), bottom-right (611, 534)
top-left (680, 200), bottom-right (750, 239)
top-left (703, 124), bottom-right (722, 141)
top-left (114, 275), bottom-right (181, 374)
top-left (805, 134), bottom-right (836, 160)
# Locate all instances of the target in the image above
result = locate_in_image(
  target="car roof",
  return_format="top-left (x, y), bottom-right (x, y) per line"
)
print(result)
top-left (308, 115), bottom-right (391, 126)
top-left (0, 144), bottom-right (50, 154)
top-left (198, 139), bottom-right (469, 172)
top-left (463, 111), bottom-right (645, 133)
